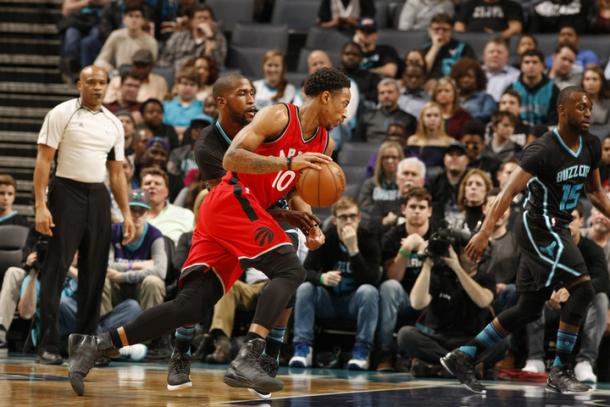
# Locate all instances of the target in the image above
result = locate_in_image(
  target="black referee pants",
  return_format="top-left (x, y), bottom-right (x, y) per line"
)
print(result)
top-left (39, 177), bottom-right (111, 354)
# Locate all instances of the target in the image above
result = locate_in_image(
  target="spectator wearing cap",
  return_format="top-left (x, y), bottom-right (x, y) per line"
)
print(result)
top-left (163, 67), bottom-right (207, 138)
top-left (140, 99), bottom-right (179, 150)
top-left (317, 0), bottom-right (376, 31)
top-left (94, 4), bottom-right (158, 73)
top-left (140, 167), bottom-right (194, 244)
top-left (104, 50), bottom-right (168, 105)
top-left (106, 189), bottom-right (168, 310)
top-left (398, 0), bottom-right (454, 31)
top-left (104, 71), bottom-right (143, 122)
top-left (353, 18), bottom-right (401, 78)
top-left (428, 141), bottom-right (470, 229)
top-left (421, 12), bottom-right (476, 79)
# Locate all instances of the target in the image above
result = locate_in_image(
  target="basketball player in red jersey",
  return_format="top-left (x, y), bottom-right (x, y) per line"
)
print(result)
top-left (67, 67), bottom-right (351, 397)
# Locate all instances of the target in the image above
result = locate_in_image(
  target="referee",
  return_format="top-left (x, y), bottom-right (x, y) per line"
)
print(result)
top-left (33, 65), bottom-right (135, 364)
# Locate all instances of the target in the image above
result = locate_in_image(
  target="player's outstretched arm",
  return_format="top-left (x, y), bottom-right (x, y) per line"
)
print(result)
top-left (465, 165), bottom-right (532, 261)
top-left (586, 168), bottom-right (610, 219)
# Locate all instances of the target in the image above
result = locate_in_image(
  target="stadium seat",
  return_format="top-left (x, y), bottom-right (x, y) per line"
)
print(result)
top-left (226, 46), bottom-right (268, 78)
top-left (271, 0), bottom-right (319, 32)
top-left (207, 0), bottom-right (255, 32)
top-left (376, 29), bottom-right (428, 57)
top-left (375, 1), bottom-right (389, 29)
top-left (453, 32), bottom-right (496, 60)
top-left (152, 65), bottom-right (175, 91)
top-left (231, 23), bottom-right (289, 53)
top-left (580, 35), bottom-right (610, 65)
top-left (285, 71), bottom-right (307, 88)
top-left (305, 26), bottom-right (351, 52)
top-left (342, 164), bottom-right (369, 186)
top-left (338, 142), bottom-right (379, 167)
top-left (0, 224), bottom-right (29, 281)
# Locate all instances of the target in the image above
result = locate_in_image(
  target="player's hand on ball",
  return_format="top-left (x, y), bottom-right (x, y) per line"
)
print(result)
top-left (268, 208), bottom-right (320, 233)
top-left (465, 231), bottom-right (490, 262)
top-left (35, 205), bottom-right (55, 236)
top-left (291, 152), bottom-right (332, 171)
top-left (306, 225), bottom-right (325, 250)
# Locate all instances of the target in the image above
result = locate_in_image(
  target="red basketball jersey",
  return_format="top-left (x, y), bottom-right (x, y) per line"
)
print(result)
top-left (224, 103), bottom-right (329, 210)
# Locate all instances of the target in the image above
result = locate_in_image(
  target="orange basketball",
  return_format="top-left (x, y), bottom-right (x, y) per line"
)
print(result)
top-left (296, 161), bottom-right (346, 208)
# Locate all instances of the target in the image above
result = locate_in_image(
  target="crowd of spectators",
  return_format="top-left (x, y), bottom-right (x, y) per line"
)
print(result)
top-left (1, 0), bottom-right (610, 385)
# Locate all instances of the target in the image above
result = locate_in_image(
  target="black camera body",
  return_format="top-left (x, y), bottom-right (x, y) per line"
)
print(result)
top-left (425, 227), bottom-right (472, 260)
top-left (34, 235), bottom-right (50, 272)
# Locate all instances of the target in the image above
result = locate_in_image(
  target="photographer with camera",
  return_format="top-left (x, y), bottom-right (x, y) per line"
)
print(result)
top-left (395, 225), bottom-right (497, 377)
top-left (376, 187), bottom-right (432, 371)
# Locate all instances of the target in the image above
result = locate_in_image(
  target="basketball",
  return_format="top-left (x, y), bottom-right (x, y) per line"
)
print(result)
top-left (296, 161), bottom-right (346, 208)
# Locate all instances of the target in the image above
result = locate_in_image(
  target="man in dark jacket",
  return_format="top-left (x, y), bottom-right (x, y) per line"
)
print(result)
top-left (289, 196), bottom-right (381, 370)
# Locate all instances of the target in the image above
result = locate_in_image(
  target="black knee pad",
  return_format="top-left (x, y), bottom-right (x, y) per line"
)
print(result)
top-left (562, 280), bottom-right (595, 326)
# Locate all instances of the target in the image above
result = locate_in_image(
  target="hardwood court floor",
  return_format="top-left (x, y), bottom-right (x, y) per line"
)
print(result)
top-left (1, 356), bottom-right (609, 406)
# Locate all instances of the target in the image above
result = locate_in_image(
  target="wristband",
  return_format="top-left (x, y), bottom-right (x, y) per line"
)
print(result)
top-left (319, 273), bottom-right (325, 285)
top-left (398, 248), bottom-right (411, 259)
top-left (286, 156), bottom-right (293, 171)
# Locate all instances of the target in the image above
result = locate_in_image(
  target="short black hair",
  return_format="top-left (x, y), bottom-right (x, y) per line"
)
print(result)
top-left (140, 98), bottom-right (163, 114)
top-left (213, 73), bottom-right (249, 99)
top-left (124, 3), bottom-right (145, 15)
top-left (120, 70), bottom-right (142, 84)
top-left (303, 67), bottom-right (350, 97)
top-left (342, 41), bottom-right (362, 54)
top-left (462, 120), bottom-right (486, 138)
top-left (558, 85), bottom-right (586, 107)
top-left (521, 49), bottom-right (545, 65)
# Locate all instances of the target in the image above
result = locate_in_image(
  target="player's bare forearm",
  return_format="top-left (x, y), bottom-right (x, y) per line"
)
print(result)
top-left (224, 146), bottom-right (288, 174)
top-left (107, 160), bottom-right (130, 217)
top-left (480, 167), bottom-right (532, 236)
top-left (33, 144), bottom-right (55, 209)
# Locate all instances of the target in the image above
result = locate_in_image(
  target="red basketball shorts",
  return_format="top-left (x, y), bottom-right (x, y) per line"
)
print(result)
top-left (179, 178), bottom-right (292, 293)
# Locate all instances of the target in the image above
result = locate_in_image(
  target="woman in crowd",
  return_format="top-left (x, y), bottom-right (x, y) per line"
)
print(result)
top-left (581, 65), bottom-right (610, 139)
top-left (450, 58), bottom-right (497, 123)
top-left (253, 49), bottom-right (296, 110)
top-left (456, 168), bottom-right (492, 233)
top-left (405, 101), bottom-right (455, 178)
top-left (358, 141), bottom-right (404, 234)
top-left (182, 55), bottom-right (220, 102)
top-left (431, 77), bottom-right (473, 140)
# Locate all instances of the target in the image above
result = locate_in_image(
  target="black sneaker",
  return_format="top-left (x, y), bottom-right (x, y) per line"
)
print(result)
top-left (167, 351), bottom-right (192, 391)
top-left (68, 333), bottom-right (119, 396)
top-left (440, 350), bottom-right (487, 394)
top-left (546, 365), bottom-right (592, 394)
top-left (37, 351), bottom-right (64, 365)
top-left (248, 354), bottom-right (279, 399)
top-left (223, 338), bottom-right (283, 393)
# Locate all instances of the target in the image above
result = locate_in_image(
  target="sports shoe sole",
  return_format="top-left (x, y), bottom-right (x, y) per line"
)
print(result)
top-left (167, 381), bottom-right (193, 391)
top-left (224, 369), bottom-right (283, 393)
top-left (248, 388), bottom-right (272, 399)
top-left (545, 383), bottom-right (591, 394)
top-left (440, 356), bottom-right (486, 395)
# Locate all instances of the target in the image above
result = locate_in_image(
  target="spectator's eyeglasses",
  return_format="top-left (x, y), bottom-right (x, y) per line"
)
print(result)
top-left (336, 213), bottom-right (359, 221)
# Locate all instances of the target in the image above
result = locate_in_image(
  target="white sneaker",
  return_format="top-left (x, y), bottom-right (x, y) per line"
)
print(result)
top-left (522, 359), bottom-right (545, 373)
top-left (119, 344), bottom-right (148, 362)
top-left (574, 360), bottom-right (597, 383)
top-left (346, 345), bottom-right (369, 370)
top-left (289, 343), bottom-right (312, 368)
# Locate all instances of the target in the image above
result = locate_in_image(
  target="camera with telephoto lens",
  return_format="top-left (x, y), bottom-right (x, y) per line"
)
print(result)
top-left (424, 225), bottom-right (472, 261)
top-left (34, 235), bottom-right (50, 272)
